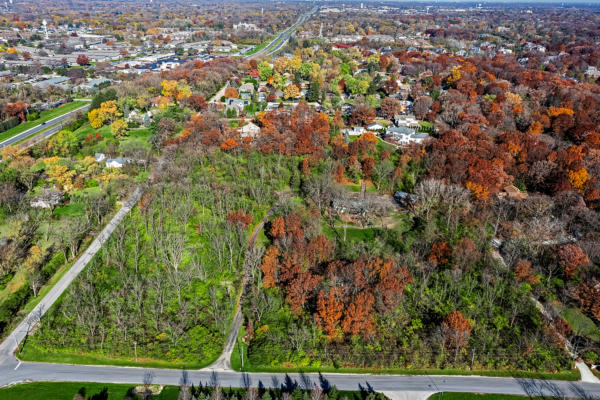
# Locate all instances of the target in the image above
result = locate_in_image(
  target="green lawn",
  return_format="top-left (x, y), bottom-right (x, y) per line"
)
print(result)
top-left (0, 101), bottom-right (88, 143)
top-left (18, 341), bottom-right (219, 370)
top-left (230, 341), bottom-right (579, 381)
top-left (561, 307), bottom-right (600, 342)
top-left (428, 394), bottom-right (563, 400)
top-left (53, 202), bottom-right (86, 218)
top-left (244, 35), bottom-right (276, 56)
top-left (0, 382), bottom-right (179, 400)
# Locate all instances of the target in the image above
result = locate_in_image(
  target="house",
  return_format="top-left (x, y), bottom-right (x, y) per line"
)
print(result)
top-left (33, 76), bottom-right (71, 90)
top-left (367, 122), bottom-right (384, 131)
top-left (250, 69), bottom-right (259, 79)
top-left (240, 92), bottom-right (252, 100)
top-left (226, 98), bottom-right (250, 112)
top-left (394, 114), bottom-right (420, 129)
top-left (238, 122), bottom-right (261, 139)
top-left (77, 77), bottom-right (111, 92)
top-left (94, 153), bottom-right (107, 162)
top-left (105, 158), bottom-right (130, 168)
top-left (385, 127), bottom-right (429, 146)
top-left (585, 66), bottom-right (600, 80)
top-left (239, 82), bottom-right (255, 94)
top-left (342, 126), bottom-right (365, 136)
top-left (30, 190), bottom-right (63, 209)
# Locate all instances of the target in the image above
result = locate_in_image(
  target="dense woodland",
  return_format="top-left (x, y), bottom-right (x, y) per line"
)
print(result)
top-left (26, 149), bottom-right (295, 365)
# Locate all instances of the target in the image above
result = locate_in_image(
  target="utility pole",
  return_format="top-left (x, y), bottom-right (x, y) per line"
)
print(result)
top-left (134, 341), bottom-right (137, 363)
top-left (471, 349), bottom-right (475, 370)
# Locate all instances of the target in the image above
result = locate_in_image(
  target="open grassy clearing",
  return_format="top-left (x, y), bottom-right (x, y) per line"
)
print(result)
top-left (561, 307), bottom-right (600, 342)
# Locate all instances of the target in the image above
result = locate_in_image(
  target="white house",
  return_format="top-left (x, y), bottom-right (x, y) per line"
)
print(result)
top-left (394, 114), bottom-right (420, 129)
top-left (239, 82), bottom-right (255, 94)
top-left (105, 158), bottom-right (131, 168)
top-left (385, 126), bottom-right (429, 146)
top-left (367, 122), bottom-right (384, 131)
top-left (226, 98), bottom-right (250, 112)
top-left (342, 126), bottom-right (366, 136)
top-left (238, 122), bottom-right (261, 139)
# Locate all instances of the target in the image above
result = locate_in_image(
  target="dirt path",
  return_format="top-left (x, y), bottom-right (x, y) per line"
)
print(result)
top-left (205, 192), bottom-right (290, 371)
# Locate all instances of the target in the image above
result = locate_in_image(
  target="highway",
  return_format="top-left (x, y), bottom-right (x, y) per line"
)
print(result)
top-left (247, 6), bottom-right (318, 59)
top-left (0, 102), bottom-right (90, 149)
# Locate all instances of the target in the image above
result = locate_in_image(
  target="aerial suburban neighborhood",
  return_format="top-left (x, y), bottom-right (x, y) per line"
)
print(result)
top-left (0, 1), bottom-right (600, 399)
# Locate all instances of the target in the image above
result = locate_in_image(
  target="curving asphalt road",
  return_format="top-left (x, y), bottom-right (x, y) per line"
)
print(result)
top-left (0, 103), bottom-right (90, 149)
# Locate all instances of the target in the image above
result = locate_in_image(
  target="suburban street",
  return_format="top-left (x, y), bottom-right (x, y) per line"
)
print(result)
top-left (0, 102), bottom-right (90, 149)
top-left (0, 361), bottom-right (600, 399)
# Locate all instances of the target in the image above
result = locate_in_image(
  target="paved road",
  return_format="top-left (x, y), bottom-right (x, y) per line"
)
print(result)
top-left (247, 7), bottom-right (317, 60)
top-left (0, 103), bottom-right (90, 149)
top-left (209, 84), bottom-right (229, 104)
top-left (1, 362), bottom-right (600, 398)
top-left (0, 186), bottom-right (144, 365)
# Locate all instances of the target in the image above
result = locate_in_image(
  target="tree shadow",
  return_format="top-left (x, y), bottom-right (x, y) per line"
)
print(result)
top-left (241, 372), bottom-right (252, 389)
top-left (299, 372), bottom-right (313, 390)
top-left (89, 387), bottom-right (109, 400)
top-left (515, 378), bottom-right (567, 399)
top-left (282, 374), bottom-right (298, 391)
top-left (318, 372), bottom-right (332, 391)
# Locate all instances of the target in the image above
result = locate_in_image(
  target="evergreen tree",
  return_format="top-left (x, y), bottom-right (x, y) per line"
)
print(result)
top-left (307, 80), bottom-right (320, 102)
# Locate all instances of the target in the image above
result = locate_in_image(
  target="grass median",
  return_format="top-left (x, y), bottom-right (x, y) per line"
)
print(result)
top-left (0, 101), bottom-right (88, 143)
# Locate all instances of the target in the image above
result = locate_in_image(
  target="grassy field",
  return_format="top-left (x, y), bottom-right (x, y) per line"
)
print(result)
top-left (561, 307), bottom-right (600, 342)
top-left (428, 394), bottom-right (563, 400)
top-left (244, 35), bottom-right (275, 56)
top-left (0, 382), bottom-right (179, 400)
top-left (74, 123), bottom-right (152, 153)
top-left (230, 341), bottom-right (579, 381)
top-left (18, 341), bottom-right (219, 370)
top-left (0, 101), bottom-right (88, 143)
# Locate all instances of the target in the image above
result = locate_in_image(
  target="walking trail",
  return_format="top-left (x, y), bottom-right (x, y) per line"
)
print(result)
top-left (205, 192), bottom-right (290, 371)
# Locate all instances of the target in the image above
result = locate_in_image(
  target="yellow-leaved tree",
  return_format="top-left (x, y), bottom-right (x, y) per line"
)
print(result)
top-left (284, 84), bottom-right (300, 100)
top-left (47, 163), bottom-right (76, 192)
top-left (111, 119), bottom-right (128, 139)
top-left (98, 100), bottom-right (121, 123)
top-left (88, 108), bottom-right (104, 128)
top-left (161, 80), bottom-right (178, 98)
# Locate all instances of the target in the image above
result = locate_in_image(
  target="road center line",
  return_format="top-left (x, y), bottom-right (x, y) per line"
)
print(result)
top-left (14, 361), bottom-right (21, 370)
